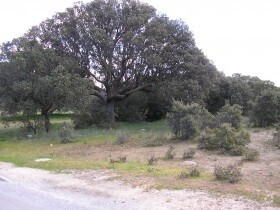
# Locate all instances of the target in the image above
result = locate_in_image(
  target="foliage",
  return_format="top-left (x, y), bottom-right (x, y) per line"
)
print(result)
top-left (198, 124), bottom-right (250, 153)
top-left (242, 148), bottom-right (260, 161)
top-left (182, 148), bottom-right (196, 159)
top-left (25, 0), bottom-right (218, 123)
top-left (216, 104), bottom-right (242, 129)
top-left (116, 92), bottom-right (148, 122)
top-left (1, 113), bottom-right (44, 135)
top-left (250, 90), bottom-right (280, 127)
top-left (0, 39), bottom-right (90, 133)
top-left (165, 145), bottom-right (176, 159)
top-left (115, 131), bottom-right (131, 145)
top-left (214, 164), bottom-right (242, 183)
top-left (72, 98), bottom-right (112, 129)
top-left (229, 145), bottom-right (246, 156)
top-left (167, 101), bottom-right (214, 140)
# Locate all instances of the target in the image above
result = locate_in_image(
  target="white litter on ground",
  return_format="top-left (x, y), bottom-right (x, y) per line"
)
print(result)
top-left (34, 158), bottom-right (52, 162)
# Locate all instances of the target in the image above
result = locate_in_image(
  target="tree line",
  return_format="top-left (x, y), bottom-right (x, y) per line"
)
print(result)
top-left (0, 0), bottom-right (279, 133)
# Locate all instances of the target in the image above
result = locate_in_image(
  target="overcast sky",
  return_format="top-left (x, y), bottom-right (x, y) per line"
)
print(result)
top-left (0, 0), bottom-right (279, 86)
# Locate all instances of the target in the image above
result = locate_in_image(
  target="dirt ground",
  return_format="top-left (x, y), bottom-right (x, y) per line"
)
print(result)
top-left (0, 129), bottom-right (279, 209)
top-left (58, 129), bottom-right (280, 200)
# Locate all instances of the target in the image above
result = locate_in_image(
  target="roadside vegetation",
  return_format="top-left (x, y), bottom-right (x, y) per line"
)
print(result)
top-left (0, 0), bottom-right (280, 208)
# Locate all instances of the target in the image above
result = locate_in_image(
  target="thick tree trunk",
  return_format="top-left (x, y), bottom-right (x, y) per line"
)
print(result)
top-left (43, 113), bottom-right (51, 133)
top-left (106, 100), bottom-right (115, 124)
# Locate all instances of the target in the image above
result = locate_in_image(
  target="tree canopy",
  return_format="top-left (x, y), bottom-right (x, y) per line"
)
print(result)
top-left (24, 0), bottom-right (218, 122)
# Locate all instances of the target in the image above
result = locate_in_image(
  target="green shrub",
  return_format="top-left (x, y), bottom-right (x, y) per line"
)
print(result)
top-left (165, 145), bottom-right (175, 159)
top-left (214, 164), bottom-right (242, 183)
top-left (167, 101), bottom-right (214, 140)
top-left (179, 167), bottom-right (200, 179)
top-left (243, 148), bottom-right (260, 161)
top-left (216, 104), bottom-right (243, 129)
top-left (198, 124), bottom-right (250, 153)
top-left (72, 98), bottom-right (111, 129)
top-left (182, 148), bottom-right (196, 159)
top-left (115, 131), bottom-right (130, 145)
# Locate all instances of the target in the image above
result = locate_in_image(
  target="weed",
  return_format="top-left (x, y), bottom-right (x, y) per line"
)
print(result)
top-left (179, 170), bottom-right (189, 179)
top-left (182, 148), bottom-right (196, 159)
top-left (190, 167), bottom-right (200, 177)
top-left (165, 145), bottom-right (175, 160)
top-left (214, 164), bottom-right (242, 183)
top-left (147, 155), bottom-right (157, 165)
top-left (115, 131), bottom-right (130, 145)
top-left (119, 156), bottom-right (127, 162)
top-left (273, 196), bottom-right (280, 207)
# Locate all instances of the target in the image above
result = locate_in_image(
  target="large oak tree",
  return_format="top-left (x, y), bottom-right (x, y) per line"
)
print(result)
top-left (27, 0), bottom-right (218, 122)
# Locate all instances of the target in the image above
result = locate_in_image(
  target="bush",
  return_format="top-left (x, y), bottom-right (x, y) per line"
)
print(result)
top-left (214, 164), bottom-right (242, 183)
top-left (147, 155), bottom-right (157, 165)
top-left (198, 124), bottom-right (250, 153)
top-left (115, 131), bottom-right (130, 145)
top-left (229, 145), bottom-right (246, 156)
top-left (182, 148), bottom-right (196, 159)
top-left (179, 167), bottom-right (200, 179)
top-left (216, 104), bottom-right (242, 129)
top-left (167, 101), bottom-right (214, 140)
top-left (243, 148), bottom-right (260, 161)
top-left (72, 98), bottom-right (111, 129)
top-left (165, 145), bottom-right (175, 159)
top-left (59, 122), bottom-right (76, 144)
top-left (142, 133), bottom-right (167, 147)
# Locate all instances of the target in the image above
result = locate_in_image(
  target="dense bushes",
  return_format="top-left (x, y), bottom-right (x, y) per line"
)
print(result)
top-left (167, 101), bottom-right (214, 140)
top-left (250, 90), bottom-right (280, 127)
top-left (167, 101), bottom-right (243, 141)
